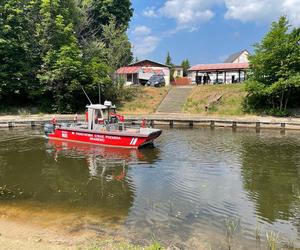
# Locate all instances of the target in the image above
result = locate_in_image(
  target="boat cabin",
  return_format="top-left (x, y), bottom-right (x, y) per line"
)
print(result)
top-left (87, 101), bottom-right (113, 130)
top-left (87, 104), bottom-right (106, 130)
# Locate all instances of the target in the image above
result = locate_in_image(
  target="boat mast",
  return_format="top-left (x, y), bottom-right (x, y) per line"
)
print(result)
top-left (81, 86), bottom-right (92, 105)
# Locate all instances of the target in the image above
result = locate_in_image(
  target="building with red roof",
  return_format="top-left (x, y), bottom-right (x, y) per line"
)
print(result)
top-left (116, 59), bottom-right (171, 86)
top-left (188, 50), bottom-right (250, 84)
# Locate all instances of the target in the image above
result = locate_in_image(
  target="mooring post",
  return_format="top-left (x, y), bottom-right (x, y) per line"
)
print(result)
top-left (8, 122), bottom-right (13, 128)
top-left (169, 120), bottom-right (174, 128)
top-left (189, 121), bottom-right (193, 128)
top-left (232, 121), bottom-right (237, 129)
top-left (31, 121), bottom-right (36, 128)
top-left (281, 123), bottom-right (286, 130)
top-left (255, 122), bottom-right (261, 133)
top-left (150, 120), bottom-right (154, 127)
top-left (210, 120), bottom-right (215, 128)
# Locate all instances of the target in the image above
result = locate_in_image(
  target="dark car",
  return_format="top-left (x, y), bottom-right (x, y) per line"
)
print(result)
top-left (147, 75), bottom-right (166, 87)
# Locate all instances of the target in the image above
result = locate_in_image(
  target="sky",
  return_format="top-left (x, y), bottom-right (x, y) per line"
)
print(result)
top-left (128, 0), bottom-right (300, 66)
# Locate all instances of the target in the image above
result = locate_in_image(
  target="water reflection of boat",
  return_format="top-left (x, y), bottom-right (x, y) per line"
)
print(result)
top-left (48, 139), bottom-right (161, 165)
top-left (43, 140), bottom-right (138, 210)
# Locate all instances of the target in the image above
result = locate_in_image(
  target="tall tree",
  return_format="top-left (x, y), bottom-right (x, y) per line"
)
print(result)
top-left (0, 0), bottom-right (134, 112)
top-left (165, 52), bottom-right (172, 66)
top-left (245, 16), bottom-right (300, 113)
top-left (165, 52), bottom-right (176, 81)
top-left (101, 18), bottom-right (133, 71)
top-left (79, 0), bottom-right (133, 41)
top-left (0, 0), bottom-right (40, 105)
top-left (181, 59), bottom-right (190, 77)
top-left (37, 0), bottom-right (83, 112)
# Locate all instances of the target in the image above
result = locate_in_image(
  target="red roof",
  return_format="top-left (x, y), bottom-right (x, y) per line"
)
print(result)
top-left (116, 66), bottom-right (141, 74)
top-left (189, 63), bottom-right (249, 72)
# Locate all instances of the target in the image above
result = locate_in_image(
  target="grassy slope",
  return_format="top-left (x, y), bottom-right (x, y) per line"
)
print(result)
top-left (183, 84), bottom-right (246, 116)
top-left (119, 86), bottom-right (169, 115)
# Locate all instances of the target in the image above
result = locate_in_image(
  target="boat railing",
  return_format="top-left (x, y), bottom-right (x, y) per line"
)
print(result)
top-left (124, 125), bottom-right (141, 133)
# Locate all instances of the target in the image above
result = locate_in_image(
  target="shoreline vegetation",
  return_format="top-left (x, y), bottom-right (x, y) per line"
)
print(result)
top-left (1, 85), bottom-right (300, 119)
top-left (0, 201), bottom-right (298, 250)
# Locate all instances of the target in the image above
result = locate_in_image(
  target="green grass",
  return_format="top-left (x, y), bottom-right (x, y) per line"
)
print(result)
top-left (183, 84), bottom-right (247, 116)
top-left (120, 86), bottom-right (169, 115)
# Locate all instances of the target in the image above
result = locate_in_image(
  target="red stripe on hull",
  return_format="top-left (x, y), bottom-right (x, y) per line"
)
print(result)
top-left (48, 129), bottom-right (161, 148)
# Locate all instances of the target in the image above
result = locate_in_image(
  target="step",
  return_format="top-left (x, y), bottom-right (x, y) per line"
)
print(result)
top-left (156, 87), bottom-right (193, 113)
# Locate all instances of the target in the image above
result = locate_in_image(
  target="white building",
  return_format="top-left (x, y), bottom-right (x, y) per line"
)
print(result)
top-left (188, 50), bottom-right (250, 84)
top-left (173, 66), bottom-right (184, 78)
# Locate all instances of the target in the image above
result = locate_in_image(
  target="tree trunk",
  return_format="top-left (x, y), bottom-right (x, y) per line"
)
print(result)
top-left (284, 88), bottom-right (291, 111)
top-left (279, 91), bottom-right (284, 111)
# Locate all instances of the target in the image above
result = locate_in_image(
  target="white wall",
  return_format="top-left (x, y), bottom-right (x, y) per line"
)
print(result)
top-left (188, 71), bottom-right (246, 84)
top-left (233, 51), bottom-right (249, 63)
top-left (173, 68), bottom-right (184, 78)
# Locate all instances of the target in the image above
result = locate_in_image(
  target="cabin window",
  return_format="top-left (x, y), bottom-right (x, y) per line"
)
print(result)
top-left (94, 109), bottom-right (103, 124)
top-left (95, 109), bottom-right (102, 119)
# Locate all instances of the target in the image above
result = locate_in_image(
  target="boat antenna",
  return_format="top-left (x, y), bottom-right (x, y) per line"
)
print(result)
top-left (98, 83), bottom-right (101, 104)
top-left (81, 86), bottom-right (92, 105)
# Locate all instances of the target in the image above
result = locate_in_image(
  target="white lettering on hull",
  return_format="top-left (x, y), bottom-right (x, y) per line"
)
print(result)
top-left (62, 132), bottom-right (68, 138)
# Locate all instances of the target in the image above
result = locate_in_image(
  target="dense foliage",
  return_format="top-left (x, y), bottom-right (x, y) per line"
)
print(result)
top-left (0, 0), bottom-right (133, 113)
top-left (165, 52), bottom-right (175, 81)
top-left (245, 16), bottom-right (300, 115)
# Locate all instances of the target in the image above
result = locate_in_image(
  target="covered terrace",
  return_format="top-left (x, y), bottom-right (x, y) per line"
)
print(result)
top-left (188, 63), bottom-right (250, 85)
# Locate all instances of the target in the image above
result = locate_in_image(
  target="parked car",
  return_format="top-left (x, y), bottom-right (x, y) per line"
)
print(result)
top-left (147, 75), bottom-right (165, 87)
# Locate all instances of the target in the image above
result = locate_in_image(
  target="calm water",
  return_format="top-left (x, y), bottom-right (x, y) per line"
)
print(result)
top-left (0, 127), bottom-right (300, 249)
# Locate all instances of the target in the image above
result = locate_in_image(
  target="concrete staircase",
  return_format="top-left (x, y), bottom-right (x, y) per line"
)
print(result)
top-left (156, 86), bottom-right (193, 113)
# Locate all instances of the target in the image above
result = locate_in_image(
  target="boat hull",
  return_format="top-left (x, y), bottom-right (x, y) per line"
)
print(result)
top-left (47, 128), bottom-right (161, 148)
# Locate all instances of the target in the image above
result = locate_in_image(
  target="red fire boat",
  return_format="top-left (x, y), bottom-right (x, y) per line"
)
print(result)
top-left (44, 101), bottom-right (162, 148)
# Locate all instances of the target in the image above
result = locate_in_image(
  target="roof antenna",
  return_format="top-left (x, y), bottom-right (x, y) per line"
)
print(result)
top-left (81, 86), bottom-right (92, 105)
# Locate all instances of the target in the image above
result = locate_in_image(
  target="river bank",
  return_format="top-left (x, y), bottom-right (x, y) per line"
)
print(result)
top-left (0, 202), bottom-right (165, 250)
top-left (1, 113), bottom-right (300, 130)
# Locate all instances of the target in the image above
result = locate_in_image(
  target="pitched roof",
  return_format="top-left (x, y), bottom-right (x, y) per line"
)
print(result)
top-left (130, 59), bottom-right (169, 68)
top-left (188, 63), bottom-right (249, 72)
top-left (224, 50), bottom-right (249, 63)
top-left (116, 66), bottom-right (141, 74)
